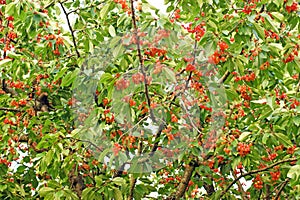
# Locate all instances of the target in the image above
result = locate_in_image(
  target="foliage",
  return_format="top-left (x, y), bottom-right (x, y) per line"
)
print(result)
top-left (0, 0), bottom-right (299, 199)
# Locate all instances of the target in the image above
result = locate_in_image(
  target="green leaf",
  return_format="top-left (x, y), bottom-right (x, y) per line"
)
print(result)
top-left (45, 149), bottom-right (54, 166)
top-left (293, 116), bottom-right (300, 127)
top-left (82, 187), bottom-right (95, 200)
top-left (113, 188), bottom-right (123, 200)
top-left (273, 0), bottom-right (283, 7)
top-left (5, 2), bottom-right (15, 16)
top-left (162, 67), bottom-right (176, 82)
top-left (261, 13), bottom-right (279, 33)
top-left (274, 133), bottom-right (293, 147)
top-left (253, 22), bottom-right (265, 39)
top-left (95, 176), bottom-right (103, 187)
top-left (98, 148), bottom-right (110, 162)
top-left (39, 187), bottom-right (55, 197)
top-left (112, 177), bottom-right (126, 186)
top-left (266, 96), bottom-right (275, 110)
top-left (226, 89), bottom-right (239, 101)
top-left (0, 59), bottom-right (12, 66)
top-left (108, 25), bottom-right (116, 37)
top-left (271, 12), bottom-right (284, 21)
top-left (113, 43), bottom-right (124, 58)
top-left (54, 66), bottom-right (68, 81)
top-left (262, 133), bottom-right (270, 144)
top-left (235, 58), bottom-right (244, 74)
top-left (100, 2), bottom-right (111, 19)
top-left (61, 68), bottom-right (80, 87)
top-left (238, 132), bottom-right (251, 141)
top-left (287, 165), bottom-right (300, 180)
top-left (207, 20), bottom-right (218, 31)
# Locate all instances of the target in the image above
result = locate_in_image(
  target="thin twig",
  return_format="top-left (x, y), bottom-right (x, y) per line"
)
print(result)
top-left (232, 171), bottom-right (247, 200)
top-left (218, 70), bottom-right (230, 84)
top-left (0, 107), bottom-right (21, 112)
top-left (274, 178), bottom-right (289, 200)
top-left (127, 1), bottom-right (149, 198)
top-left (74, 139), bottom-right (102, 152)
top-left (184, 40), bottom-right (197, 90)
top-left (59, 1), bottom-right (81, 58)
top-left (180, 99), bottom-right (202, 135)
top-left (220, 158), bottom-right (297, 198)
top-left (168, 0), bottom-right (181, 19)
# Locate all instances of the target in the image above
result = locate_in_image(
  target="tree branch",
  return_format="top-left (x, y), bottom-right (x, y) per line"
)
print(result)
top-left (218, 70), bottom-right (230, 84)
top-left (184, 40), bottom-right (197, 90)
top-left (0, 107), bottom-right (21, 112)
top-left (274, 178), bottom-right (289, 200)
top-left (129, 0), bottom-right (155, 122)
top-left (74, 139), bottom-right (103, 152)
top-left (166, 162), bottom-right (196, 200)
top-left (220, 158), bottom-right (297, 198)
top-left (232, 171), bottom-right (247, 200)
top-left (59, 1), bottom-right (81, 58)
top-left (2, 79), bottom-right (18, 97)
top-left (127, 100), bottom-right (144, 200)
top-left (128, 174), bottom-right (137, 200)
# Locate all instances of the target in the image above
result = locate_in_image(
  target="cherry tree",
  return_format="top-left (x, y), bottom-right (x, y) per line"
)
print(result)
top-left (0, 0), bottom-right (299, 199)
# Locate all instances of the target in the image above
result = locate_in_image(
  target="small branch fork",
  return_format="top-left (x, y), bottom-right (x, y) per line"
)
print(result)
top-left (220, 158), bottom-right (297, 198)
top-left (59, 1), bottom-right (81, 58)
top-left (274, 178), bottom-right (289, 200)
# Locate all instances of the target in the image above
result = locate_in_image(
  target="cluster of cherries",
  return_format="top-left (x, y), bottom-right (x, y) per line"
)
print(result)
top-left (237, 142), bottom-right (252, 157)
top-left (285, 2), bottom-right (298, 13)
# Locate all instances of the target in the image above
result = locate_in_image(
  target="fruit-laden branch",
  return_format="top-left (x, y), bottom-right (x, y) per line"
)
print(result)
top-left (2, 79), bottom-right (18, 97)
top-left (220, 158), bottom-right (297, 198)
top-left (184, 40), bottom-right (197, 90)
top-left (59, 1), bottom-right (81, 58)
top-left (129, 0), bottom-right (155, 123)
